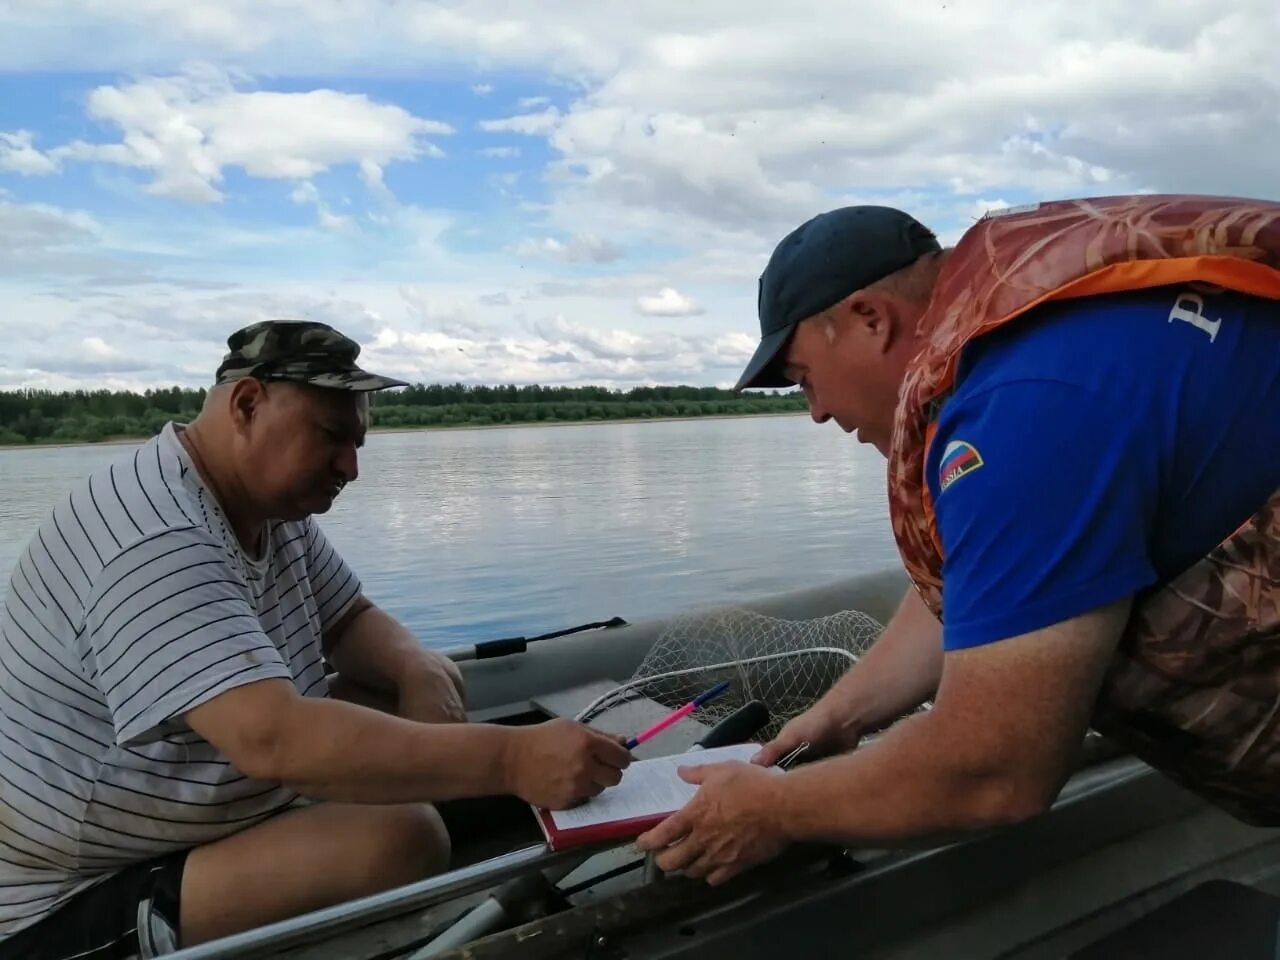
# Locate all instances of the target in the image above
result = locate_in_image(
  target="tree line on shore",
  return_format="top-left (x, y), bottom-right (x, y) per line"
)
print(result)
top-left (0, 383), bottom-right (806, 445)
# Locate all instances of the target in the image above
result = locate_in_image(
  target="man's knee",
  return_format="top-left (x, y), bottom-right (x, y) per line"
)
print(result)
top-left (178, 802), bottom-right (452, 946)
top-left (360, 803), bottom-right (451, 884)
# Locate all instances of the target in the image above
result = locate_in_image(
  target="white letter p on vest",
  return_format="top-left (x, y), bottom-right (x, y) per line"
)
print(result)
top-left (1168, 291), bottom-right (1222, 342)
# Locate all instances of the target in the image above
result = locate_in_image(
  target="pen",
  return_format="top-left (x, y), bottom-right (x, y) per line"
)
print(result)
top-left (625, 680), bottom-right (730, 750)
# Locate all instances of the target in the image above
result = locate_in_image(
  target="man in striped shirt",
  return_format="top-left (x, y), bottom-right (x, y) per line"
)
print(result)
top-left (0, 320), bottom-right (630, 959)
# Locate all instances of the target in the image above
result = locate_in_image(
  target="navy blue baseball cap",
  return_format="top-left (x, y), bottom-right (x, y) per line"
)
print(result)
top-left (734, 205), bottom-right (940, 390)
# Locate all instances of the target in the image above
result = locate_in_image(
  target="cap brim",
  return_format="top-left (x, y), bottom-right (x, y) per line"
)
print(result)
top-left (300, 368), bottom-right (409, 392)
top-left (733, 324), bottom-right (798, 391)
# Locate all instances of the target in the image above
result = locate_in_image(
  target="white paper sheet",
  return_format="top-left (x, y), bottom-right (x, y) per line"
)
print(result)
top-left (548, 742), bottom-right (759, 830)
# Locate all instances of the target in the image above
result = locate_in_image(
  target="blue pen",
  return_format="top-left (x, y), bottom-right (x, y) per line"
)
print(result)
top-left (625, 680), bottom-right (731, 750)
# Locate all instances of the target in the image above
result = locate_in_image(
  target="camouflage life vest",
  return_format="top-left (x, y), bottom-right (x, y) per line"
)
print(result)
top-left (887, 195), bottom-right (1280, 824)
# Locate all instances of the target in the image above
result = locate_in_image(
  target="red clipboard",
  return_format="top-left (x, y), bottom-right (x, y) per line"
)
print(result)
top-left (527, 742), bottom-right (760, 852)
top-left (531, 807), bottom-right (669, 851)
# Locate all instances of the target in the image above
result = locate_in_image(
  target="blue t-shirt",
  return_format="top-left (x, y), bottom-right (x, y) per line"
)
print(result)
top-left (926, 284), bottom-right (1280, 651)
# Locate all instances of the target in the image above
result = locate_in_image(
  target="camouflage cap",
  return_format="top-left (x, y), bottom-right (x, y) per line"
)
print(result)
top-left (214, 320), bottom-right (408, 392)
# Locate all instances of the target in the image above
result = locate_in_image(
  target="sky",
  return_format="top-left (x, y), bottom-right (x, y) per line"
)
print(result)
top-left (1, 1), bottom-right (1277, 392)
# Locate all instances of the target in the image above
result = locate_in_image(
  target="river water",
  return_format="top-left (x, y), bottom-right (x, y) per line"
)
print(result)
top-left (0, 416), bottom-right (899, 647)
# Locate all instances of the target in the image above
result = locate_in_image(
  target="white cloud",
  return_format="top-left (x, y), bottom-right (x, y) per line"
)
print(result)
top-left (316, 207), bottom-right (352, 231)
top-left (7, 4), bottom-right (1276, 231)
top-left (388, 0), bottom-right (1279, 242)
top-left (398, 286), bottom-right (495, 338)
top-left (398, 6), bottom-right (619, 75)
top-left (3, 1), bottom-right (1279, 391)
top-left (0, 131), bottom-right (59, 175)
top-left (478, 107), bottom-right (562, 135)
top-left (15, 319), bottom-right (165, 383)
top-left (0, 271), bottom-right (753, 390)
top-left (534, 315), bottom-right (669, 361)
top-left (0, 195), bottom-right (140, 281)
top-left (636, 287), bottom-right (704, 317)
top-left (471, 83), bottom-right (494, 95)
top-left (710, 331), bottom-right (757, 362)
top-left (21, 349), bottom-right (149, 378)
top-left (82, 336), bottom-right (122, 359)
top-left (490, 171), bottom-right (520, 191)
top-left (358, 158), bottom-right (392, 199)
top-left (69, 289), bottom-right (387, 347)
top-left (48, 66), bottom-right (452, 203)
top-left (290, 179), bottom-right (353, 231)
top-left (289, 181), bottom-right (320, 205)
top-left (512, 234), bottom-right (624, 263)
top-left (0, 197), bottom-right (97, 254)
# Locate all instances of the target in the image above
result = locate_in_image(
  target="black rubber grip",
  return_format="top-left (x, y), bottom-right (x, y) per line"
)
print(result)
top-left (697, 700), bottom-right (771, 749)
top-left (474, 637), bottom-right (528, 659)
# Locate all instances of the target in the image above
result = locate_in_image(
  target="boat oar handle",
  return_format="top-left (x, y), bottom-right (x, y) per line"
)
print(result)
top-left (441, 617), bottom-right (628, 663)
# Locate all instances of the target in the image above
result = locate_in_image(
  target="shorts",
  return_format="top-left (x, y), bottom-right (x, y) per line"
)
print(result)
top-left (0, 851), bottom-right (188, 960)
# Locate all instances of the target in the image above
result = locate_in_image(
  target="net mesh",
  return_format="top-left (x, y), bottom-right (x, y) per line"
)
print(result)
top-left (587, 607), bottom-right (885, 741)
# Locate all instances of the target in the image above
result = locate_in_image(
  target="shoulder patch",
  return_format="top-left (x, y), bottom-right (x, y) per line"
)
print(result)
top-left (939, 440), bottom-right (984, 492)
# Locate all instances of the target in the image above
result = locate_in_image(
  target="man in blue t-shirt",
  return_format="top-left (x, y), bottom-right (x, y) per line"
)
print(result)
top-left (927, 283), bottom-right (1280, 651)
top-left (635, 202), bottom-right (1280, 888)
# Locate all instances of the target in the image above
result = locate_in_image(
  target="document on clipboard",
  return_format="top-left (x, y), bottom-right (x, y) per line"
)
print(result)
top-left (530, 742), bottom-right (759, 851)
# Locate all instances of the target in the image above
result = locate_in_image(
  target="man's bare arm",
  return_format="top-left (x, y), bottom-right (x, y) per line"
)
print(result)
top-left (184, 679), bottom-right (629, 809)
top-left (323, 595), bottom-right (465, 722)
top-left (828, 585), bottom-right (944, 731)
top-left (642, 599), bottom-right (1132, 884)
top-left (756, 586), bottom-right (943, 765)
top-left (781, 599), bottom-right (1131, 844)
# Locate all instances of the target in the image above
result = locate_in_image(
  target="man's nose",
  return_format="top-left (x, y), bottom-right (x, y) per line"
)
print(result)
top-left (334, 445), bottom-right (359, 484)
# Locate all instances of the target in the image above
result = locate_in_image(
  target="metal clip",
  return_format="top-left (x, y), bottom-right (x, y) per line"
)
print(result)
top-left (775, 741), bottom-right (811, 770)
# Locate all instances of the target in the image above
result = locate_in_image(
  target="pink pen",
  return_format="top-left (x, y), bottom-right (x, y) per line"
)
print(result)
top-left (625, 680), bottom-right (730, 749)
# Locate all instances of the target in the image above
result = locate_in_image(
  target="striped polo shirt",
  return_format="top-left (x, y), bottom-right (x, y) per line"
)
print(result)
top-left (0, 423), bottom-right (362, 937)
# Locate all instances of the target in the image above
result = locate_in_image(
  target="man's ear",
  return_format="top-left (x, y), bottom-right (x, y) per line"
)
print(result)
top-left (842, 288), bottom-right (902, 355)
top-left (227, 379), bottom-right (266, 431)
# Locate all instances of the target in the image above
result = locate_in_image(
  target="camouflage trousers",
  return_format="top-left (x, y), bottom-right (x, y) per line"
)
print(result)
top-left (1092, 487), bottom-right (1280, 826)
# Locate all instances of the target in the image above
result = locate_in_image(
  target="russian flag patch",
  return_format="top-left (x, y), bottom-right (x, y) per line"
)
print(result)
top-left (939, 440), bottom-right (983, 492)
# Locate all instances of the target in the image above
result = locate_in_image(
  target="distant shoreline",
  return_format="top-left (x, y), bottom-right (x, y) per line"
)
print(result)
top-left (0, 410), bottom-right (810, 452)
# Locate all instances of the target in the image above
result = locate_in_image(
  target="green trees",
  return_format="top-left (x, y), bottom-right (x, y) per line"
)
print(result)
top-left (0, 383), bottom-right (806, 445)
top-left (0, 387), bottom-right (208, 444)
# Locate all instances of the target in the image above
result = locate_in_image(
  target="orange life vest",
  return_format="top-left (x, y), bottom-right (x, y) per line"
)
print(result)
top-left (887, 195), bottom-right (1280, 823)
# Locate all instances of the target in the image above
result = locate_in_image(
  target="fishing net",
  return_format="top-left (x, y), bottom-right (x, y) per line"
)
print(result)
top-left (578, 607), bottom-right (885, 741)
